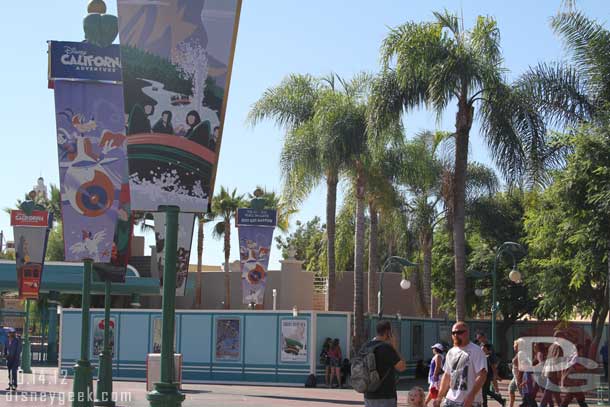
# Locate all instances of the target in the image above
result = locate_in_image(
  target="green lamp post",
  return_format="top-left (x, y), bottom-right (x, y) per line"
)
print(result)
top-left (73, 258), bottom-right (94, 407)
top-left (147, 206), bottom-right (185, 407)
top-left (94, 279), bottom-right (114, 407)
top-left (21, 299), bottom-right (32, 373)
top-left (377, 256), bottom-right (418, 318)
top-left (490, 242), bottom-right (523, 347)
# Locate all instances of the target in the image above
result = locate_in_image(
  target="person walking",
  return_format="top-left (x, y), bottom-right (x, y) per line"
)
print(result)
top-left (508, 340), bottom-right (522, 407)
top-left (328, 338), bottom-right (343, 388)
top-left (362, 320), bottom-right (407, 407)
top-left (4, 330), bottom-right (21, 392)
top-left (433, 321), bottom-right (488, 407)
top-left (481, 343), bottom-right (506, 407)
top-left (425, 343), bottom-right (445, 406)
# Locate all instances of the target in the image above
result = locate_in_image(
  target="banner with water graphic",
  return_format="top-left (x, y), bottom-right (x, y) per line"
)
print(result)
top-left (237, 209), bottom-right (276, 305)
top-left (117, 0), bottom-right (242, 212)
top-left (153, 212), bottom-right (195, 296)
top-left (53, 81), bottom-right (130, 263)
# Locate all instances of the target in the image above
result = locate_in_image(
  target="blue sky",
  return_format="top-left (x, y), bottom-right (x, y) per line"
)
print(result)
top-left (0, 1), bottom-right (607, 271)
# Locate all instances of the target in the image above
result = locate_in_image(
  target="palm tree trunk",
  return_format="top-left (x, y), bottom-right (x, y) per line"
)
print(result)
top-left (353, 167), bottom-right (366, 352)
top-left (422, 230), bottom-right (433, 318)
top-left (326, 173), bottom-right (338, 311)
top-left (453, 99), bottom-right (473, 321)
top-left (368, 201), bottom-right (379, 315)
top-left (195, 216), bottom-right (204, 308)
top-left (224, 221), bottom-right (231, 309)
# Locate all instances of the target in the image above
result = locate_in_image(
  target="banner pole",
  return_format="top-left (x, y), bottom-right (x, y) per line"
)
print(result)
top-left (95, 280), bottom-right (115, 406)
top-left (147, 205), bottom-right (184, 407)
top-left (73, 258), bottom-right (94, 407)
top-left (21, 298), bottom-right (32, 373)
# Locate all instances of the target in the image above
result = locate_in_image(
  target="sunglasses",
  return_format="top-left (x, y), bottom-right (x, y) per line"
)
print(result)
top-left (452, 330), bottom-right (466, 336)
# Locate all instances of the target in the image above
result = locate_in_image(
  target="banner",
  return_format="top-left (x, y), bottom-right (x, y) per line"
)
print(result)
top-left (52, 80), bottom-right (129, 264)
top-left (92, 317), bottom-right (116, 358)
top-left (237, 209), bottom-right (276, 305)
top-left (117, 0), bottom-right (242, 212)
top-left (280, 319), bottom-right (308, 363)
top-left (215, 317), bottom-right (241, 361)
top-left (153, 213), bottom-right (195, 296)
top-left (48, 41), bottom-right (122, 83)
top-left (11, 210), bottom-right (52, 299)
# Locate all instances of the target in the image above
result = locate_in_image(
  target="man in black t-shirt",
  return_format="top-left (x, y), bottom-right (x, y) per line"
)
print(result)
top-left (481, 343), bottom-right (505, 407)
top-left (363, 320), bottom-right (407, 407)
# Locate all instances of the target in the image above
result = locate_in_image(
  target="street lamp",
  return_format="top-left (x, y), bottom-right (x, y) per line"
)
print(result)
top-left (491, 241), bottom-right (524, 346)
top-left (378, 256), bottom-right (417, 318)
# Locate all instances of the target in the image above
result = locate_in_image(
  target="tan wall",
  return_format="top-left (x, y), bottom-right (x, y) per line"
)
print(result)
top-left (333, 271), bottom-right (425, 317)
top-left (143, 260), bottom-right (314, 311)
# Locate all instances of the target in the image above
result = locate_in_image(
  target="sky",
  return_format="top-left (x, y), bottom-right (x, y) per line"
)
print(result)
top-left (0, 0), bottom-right (607, 272)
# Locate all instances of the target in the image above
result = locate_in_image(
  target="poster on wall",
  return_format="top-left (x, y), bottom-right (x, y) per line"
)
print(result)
top-left (117, 0), bottom-right (242, 212)
top-left (153, 212), bottom-right (195, 296)
top-left (92, 317), bottom-right (116, 358)
top-left (237, 209), bottom-right (276, 304)
top-left (11, 210), bottom-right (52, 299)
top-left (215, 317), bottom-right (241, 361)
top-left (280, 319), bottom-right (308, 363)
top-left (152, 316), bottom-right (177, 353)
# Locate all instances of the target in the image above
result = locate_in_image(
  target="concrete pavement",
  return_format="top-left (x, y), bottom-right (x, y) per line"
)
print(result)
top-left (0, 367), bottom-right (603, 407)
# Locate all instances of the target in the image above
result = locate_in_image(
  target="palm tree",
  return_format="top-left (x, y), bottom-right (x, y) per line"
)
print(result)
top-left (364, 143), bottom-right (404, 315)
top-left (195, 211), bottom-right (215, 308)
top-left (211, 187), bottom-right (244, 309)
top-left (517, 11), bottom-right (610, 134)
top-left (315, 73), bottom-right (401, 350)
top-left (248, 74), bottom-right (346, 310)
top-left (370, 11), bottom-right (542, 320)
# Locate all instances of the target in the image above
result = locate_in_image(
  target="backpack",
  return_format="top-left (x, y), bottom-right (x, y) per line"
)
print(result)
top-left (304, 373), bottom-right (317, 388)
top-left (351, 341), bottom-right (389, 393)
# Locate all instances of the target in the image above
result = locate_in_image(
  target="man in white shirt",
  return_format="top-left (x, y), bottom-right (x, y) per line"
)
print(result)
top-left (434, 322), bottom-right (488, 407)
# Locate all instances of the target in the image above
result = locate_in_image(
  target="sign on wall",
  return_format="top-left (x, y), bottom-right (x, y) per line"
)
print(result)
top-left (237, 209), bottom-right (276, 305)
top-left (117, 0), bottom-right (242, 212)
top-left (11, 210), bottom-right (52, 299)
top-left (215, 317), bottom-right (241, 361)
top-left (92, 316), bottom-right (116, 358)
top-left (280, 319), bottom-right (308, 363)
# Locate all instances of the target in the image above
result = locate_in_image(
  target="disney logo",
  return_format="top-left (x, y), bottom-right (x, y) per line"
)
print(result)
top-left (64, 46), bottom-right (87, 57)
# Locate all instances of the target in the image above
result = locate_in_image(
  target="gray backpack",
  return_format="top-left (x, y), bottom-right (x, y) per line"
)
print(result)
top-left (351, 341), bottom-right (390, 393)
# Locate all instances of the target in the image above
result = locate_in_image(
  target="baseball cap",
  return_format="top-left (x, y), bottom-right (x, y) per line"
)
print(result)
top-left (431, 343), bottom-right (444, 352)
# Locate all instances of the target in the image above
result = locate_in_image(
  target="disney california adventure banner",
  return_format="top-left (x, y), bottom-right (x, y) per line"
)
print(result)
top-left (117, 0), bottom-right (242, 212)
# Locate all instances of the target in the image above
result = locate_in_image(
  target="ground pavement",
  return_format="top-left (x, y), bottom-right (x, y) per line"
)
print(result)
top-left (0, 367), bottom-right (603, 407)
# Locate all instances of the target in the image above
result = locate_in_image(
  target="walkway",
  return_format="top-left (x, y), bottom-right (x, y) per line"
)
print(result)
top-left (0, 367), bottom-right (603, 407)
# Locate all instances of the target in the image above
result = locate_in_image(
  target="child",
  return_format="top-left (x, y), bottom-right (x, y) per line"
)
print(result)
top-left (425, 344), bottom-right (444, 406)
top-left (408, 386), bottom-right (426, 407)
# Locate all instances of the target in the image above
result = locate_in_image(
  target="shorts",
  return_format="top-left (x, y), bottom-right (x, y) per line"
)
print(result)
top-left (443, 400), bottom-right (482, 407)
top-left (330, 358), bottom-right (341, 368)
top-left (364, 398), bottom-right (397, 407)
top-left (509, 378), bottom-right (517, 393)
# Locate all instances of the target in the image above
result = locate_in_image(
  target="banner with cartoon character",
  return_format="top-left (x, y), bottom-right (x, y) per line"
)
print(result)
top-left (153, 212), bottom-right (195, 296)
top-left (52, 80), bottom-right (129, 264)
top-left (11, 210), bottom-right (53, 299)
top-left (117, 0), bottom-right (242, 212)
top-left (237, 209), bottom-right (276, 305)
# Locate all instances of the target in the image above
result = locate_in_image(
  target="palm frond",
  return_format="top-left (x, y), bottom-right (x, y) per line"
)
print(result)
top-left (246, 74), bottom-right (321, 129)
